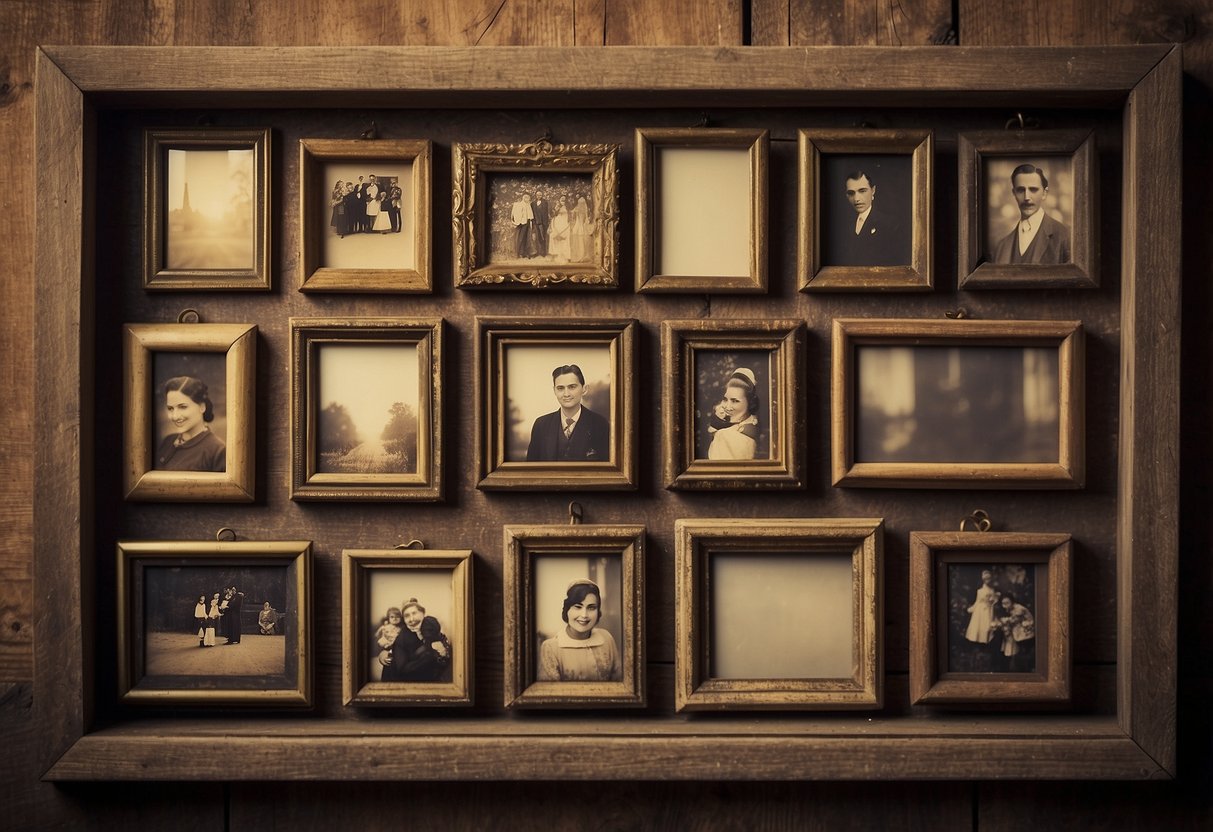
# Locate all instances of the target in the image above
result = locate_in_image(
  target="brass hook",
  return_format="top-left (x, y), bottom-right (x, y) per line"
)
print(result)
top-left (177, 309), bottom-right (201, 324)
top-left (357, 120), bottom-right (379, 141)
top-left (568, 501), bottom-right (584, 525)
top-left (945, 308), bottom-right (969, 320)
top-left (394, 539), bottom-right (424, 550)
top-left (215, 527), bottom-right (237, 541)
top-left (959, 510), bottom-right (993, 533)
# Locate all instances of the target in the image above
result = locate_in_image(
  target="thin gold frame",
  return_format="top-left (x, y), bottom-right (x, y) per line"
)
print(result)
top-left (341, 548), bottom-right (474, 707)
top-left (958, 129), bottom-right (1097, 288)
top-left (798, 128), bottom-right (933, 292)
top-left (909, 531), bottom-right (1072, 706)
top-left (452, 138), bottom-right (620, 289)
top-left (298, 138), bottom-right (432, 293)
top-left (661, 319), bottom-right (805, 490)
top-left (674, 518), bottom-right (884, 712)
top-left (290, 317), bottom-right (443, 501)
top-left (635, 127), bottom-right (769, 293)
top-left (122, 322), bottom-right (256, 502)
top-left (142, 128), bottom-right (271, 291)
top-left (503, 524), bottom-right (645, 709)
top-left (832, 318), bottom-right (1085, 489)
top-left (475, 316), bottom-right (636, 491)
top-left (116, 539), bottom-right (312, 707)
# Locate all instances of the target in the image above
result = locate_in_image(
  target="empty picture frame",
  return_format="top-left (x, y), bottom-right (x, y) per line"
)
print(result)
top-left (832, 318), bottom-right (1085, 489)
top-left (476, 316), bottom-right (636, 490)
top-left (909, 531), bottom-right (1072, 706)
top-left (959, 129), bottom-right (1097, 288)
top-left (143, 128), bottom-right (271, 291)
top-left (298, 138), bottom-right (433, 293)
top-left (503, 523), bottom-right (645, 708)
top-left (290, 317), bottom-right (443, 501)
top-left (798, 128), bottom-right (933, 292)
top-left (674, 517), bottom-right (883, 711)
top-left (341, 547), bottom-right (474, 706)
top-left (635, 127), bottom-right (768, 293)
top-left (116, 539), bottom-right (312, 706)
top-left (452, 138), bottom-right (620, 289)
top-left (661, 319), bottom-right (806, 490)
top-left (123, 321), bottom-right (256, 502)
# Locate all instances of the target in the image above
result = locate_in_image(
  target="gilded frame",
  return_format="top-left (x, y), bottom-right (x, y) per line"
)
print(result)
top-left (116, 539), bottom-right (312, 707)
top-left (798, 128), bottom-right (933, 292)
top-left (289, 317), bottom-right (443, 502)
top-left (142, 127), bottom-right (271, 291)
top-left (122, 321), bottom-right (256, 502)
top-left (958, 129), bottom-right (1097, 289)
top-left (634, 127), bottom-right (769, 293)
top-left (661, 319), bottom-right (806, 490)
top-left (674, 518), bottom-right (884, 712)
top-left (832, 318), bottom-right (1085, 489)
top-left (341, 548), bottom-right (474, 707)
top-left (909, 531), bottom-right (1072, 706)
top-left (502, 524), bottom-right (645, 709)
top-left (475, 316), bottom-right (636, 491)
top-left (451, 138), bottom-right (620, 289)
top-left (298, 138), bottom-right (433, 293)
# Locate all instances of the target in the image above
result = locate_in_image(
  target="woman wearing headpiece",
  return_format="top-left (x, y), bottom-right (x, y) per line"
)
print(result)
top-left (706, 367), bottom-right (760, 460)
top-left (538, 579), bottom-right (621, 682)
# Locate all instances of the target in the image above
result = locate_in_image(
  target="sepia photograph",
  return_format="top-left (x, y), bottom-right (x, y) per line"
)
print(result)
top-left (151, 352), bottom-right (228, 473)
top-left (532, 555), bottom-right (624, 684)
top-left (982, 156), bottom-right (1074, 267)
top-left (819, 153), bottom-right (912, 268)
top-left (946, 562), bottom-right (1038, 674)
top-left (322, 165), bottom-right (414, 265)
top-left (504, 344), bottom-right (613, 464)
top-left (487, 173), bottom-right (596, 266)
top-left (367, 572), bottom-right (454, 684)
top-left (693, 350), bottom-right (772, 462)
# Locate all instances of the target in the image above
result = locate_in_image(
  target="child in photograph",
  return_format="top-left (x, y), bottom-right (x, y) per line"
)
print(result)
top-left (993, 592), bottom-right (1036, 672)
top-left (417, 615), bottom-right (452, 682)
top-left (203, 591), bottom-right (222, 647)
top-left (963, 569), bottom-right (999, 648)
top-left (194, 594), bottom-right (208, 647)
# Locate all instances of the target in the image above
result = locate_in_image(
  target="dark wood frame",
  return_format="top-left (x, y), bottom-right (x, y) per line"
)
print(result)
top-left (35, 45), bottom-right (1179, 780)
top-left (909, 532), bottom-right (1072, 706)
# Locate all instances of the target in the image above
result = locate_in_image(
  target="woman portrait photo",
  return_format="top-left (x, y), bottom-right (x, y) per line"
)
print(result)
top-left (537, 578), bottom-right (621, 683)
top-left (152, 352), bottom-right (228, 473)
top-left (694, 351), bottom-right (772, 461)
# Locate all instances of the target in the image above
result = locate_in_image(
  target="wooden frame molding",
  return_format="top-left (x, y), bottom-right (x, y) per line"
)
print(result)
top-left (34, 45), bottom-right (1179, 781)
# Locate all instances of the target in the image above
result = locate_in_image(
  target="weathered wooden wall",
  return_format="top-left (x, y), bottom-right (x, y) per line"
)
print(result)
top-left (2, 0), bottom-right (1210, 828)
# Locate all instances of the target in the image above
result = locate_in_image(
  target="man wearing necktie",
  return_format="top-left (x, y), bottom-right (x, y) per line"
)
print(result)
top-left (990, 163), bottom-right (1071, 265)
top-left (832, 170), bottom-right (908, 267)
top-left (525, 364), bottom-right (610, 462)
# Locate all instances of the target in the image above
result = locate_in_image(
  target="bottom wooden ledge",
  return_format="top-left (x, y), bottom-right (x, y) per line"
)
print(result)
top-left (43, 715), bottom-right (1169, 781)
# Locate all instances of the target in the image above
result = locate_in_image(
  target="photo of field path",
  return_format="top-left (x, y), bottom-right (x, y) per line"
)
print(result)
top-left (317, 343), bottom-right (419, 475)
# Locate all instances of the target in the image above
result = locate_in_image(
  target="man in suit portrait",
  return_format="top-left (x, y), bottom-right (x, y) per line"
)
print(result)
top-left (525, 364), bottom-right (610, 462)
top-left (990, 164), bottom-right (1070, 265)
top-left (833, 170), bottom-right (908, 267)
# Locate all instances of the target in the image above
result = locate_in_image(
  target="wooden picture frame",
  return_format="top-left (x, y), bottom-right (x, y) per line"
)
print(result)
top-left (452, 138), bottom-right (620, 289)
top-left (832, 318), bottom-right (1085, 489)
top-left (909, 531), bottom-right (1072, 706)
top-left (798, 128), bottom-right (933, 292)
top-left (674, 518), bottom-right (883, 712)
top-left (289, 317), bottom-right (442, 502)
top-left (503, 524), bottom-right (645, 709)
top-left (116, 539), bottom-right (312, 707)
top-left (298, 138), bottom-right (432, 293)
top-left (341, 548), bottom-right (474, 707)
top-left (635, 127), bottom-right (769, 293)
top-left (122, 321), bottom-right (256, 502)
top-left (142, 128), bottom-right (271, 291)
top-left (959, 129), bottom-right (1097, 288)
top-left (661, 319), bottom-right (805, 490)
top-left (476, 316), bottom-right (636, 491)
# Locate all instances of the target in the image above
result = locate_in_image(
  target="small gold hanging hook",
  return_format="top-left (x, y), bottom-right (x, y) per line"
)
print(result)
top-left (215, 527), bottom-right (237, 541)
top-left (394, 539), bottom-right (424, 550)
top-left (959, 510), bottom-right (992, 533)
top-left (568, 501), bottom-right (584, 525)
top-left (177, 309), bottom-right (201, 324)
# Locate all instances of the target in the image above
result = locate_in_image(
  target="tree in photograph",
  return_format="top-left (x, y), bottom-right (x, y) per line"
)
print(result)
top-left (319, 401), bottom-right (359, 455)
top-left (381, 401), bottom-right (417, 467)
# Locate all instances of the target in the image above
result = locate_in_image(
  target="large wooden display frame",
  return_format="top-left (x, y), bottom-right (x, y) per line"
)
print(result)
top-left (34, 45), bottom-right (1179, 780)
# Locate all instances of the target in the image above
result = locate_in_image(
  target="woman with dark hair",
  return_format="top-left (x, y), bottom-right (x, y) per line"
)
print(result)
top-left (706, 367), bottom-right (760, 460)
top-left (537, 579), bottom-right (621, 682)
top-left (155, 376), bottom-right (226, 472)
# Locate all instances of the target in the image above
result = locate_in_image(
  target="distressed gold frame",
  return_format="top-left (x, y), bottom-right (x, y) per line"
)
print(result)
top-left (832, 318), bottom-right (1085, 489)
top-left (116, 539), bottom-right (312, 707)
top-left (635, 127), bottom-right (768, 293)
top-left (289, 317), bottom-right (443, 501)
top-left (798, 128), bottom-right (933, 292)
top-left (142, 128), bottom-right (271, 291)
top-left (674, 518), bottom-right (883, 712)
top-left (503, 524), bottom-right (645, 709)
top-left (909, 531), bottom-right (1072, 706)
top-left (298, 138), bottom-right (433, 293)
top-left (959, 129), bottom-right (1097, 288)
top-left (452, 139), bottom-right (620, 289)
top-left (122, 321), bottom-right (256, 502)
top-left (475, 316), bottom-right (636, 490)
top-left (661, 319), bottom-right (805, 490)
top-left (341, 548), bottom-right (474, 707)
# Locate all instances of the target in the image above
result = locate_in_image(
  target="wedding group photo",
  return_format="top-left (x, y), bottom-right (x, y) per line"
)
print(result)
top-left (487, 173), bottom-right (597, 266)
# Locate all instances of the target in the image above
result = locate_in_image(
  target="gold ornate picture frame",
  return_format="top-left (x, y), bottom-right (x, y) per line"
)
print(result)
top-left (452, 139), bottom-right (620, 289)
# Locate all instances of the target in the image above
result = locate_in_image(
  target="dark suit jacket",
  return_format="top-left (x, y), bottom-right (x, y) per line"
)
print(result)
top-left (832, 205), bottom-right (909, 267)
top-left (991, 212), bottom-right (1071, 265)
top-left (526, 406), bottom-right (610, 462)
top-left (384, 629), bottom-right (443, 682)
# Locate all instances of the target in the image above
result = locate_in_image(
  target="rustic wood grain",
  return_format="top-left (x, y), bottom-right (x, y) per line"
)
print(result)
top-left (790, 0), bottom-right (953, 46)
top-left (957, 0), bottom-right (1195, 46)
top-left (604, 0), bottom-right (742, 45)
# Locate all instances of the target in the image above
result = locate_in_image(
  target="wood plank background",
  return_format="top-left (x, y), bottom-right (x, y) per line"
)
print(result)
top-left (2, 0), bottom-right (1210, 827)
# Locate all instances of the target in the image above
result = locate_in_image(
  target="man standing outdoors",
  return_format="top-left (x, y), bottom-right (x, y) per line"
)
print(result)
top-left (224, 584), bottom-right (244, 645)
top-left (991, 164), bottom-right (1070, 265)
top-left (511, 192), bottom-right (534, 258)
top-left (526, 364), bottom-right (610, 462)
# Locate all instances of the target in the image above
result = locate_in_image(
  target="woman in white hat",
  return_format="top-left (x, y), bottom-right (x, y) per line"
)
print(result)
top-left (707, 367), bottom-right (760, 460)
